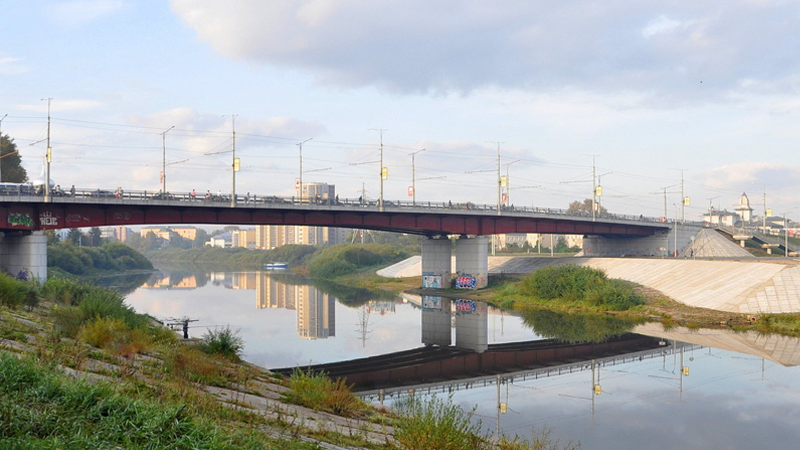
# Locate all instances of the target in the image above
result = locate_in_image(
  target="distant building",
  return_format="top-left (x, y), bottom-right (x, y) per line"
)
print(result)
top-left (735, 192), bottom-right (754, 223)
top-left (255, 224), bottom-right (348, 249)
top-left (703, 208), bottom-right (739, 227)
top-left (206, 232), bottom-right (231, 248)
top-left (297, 182), bottom-right (335, 204)
top-left (232, 229), bottom-right (256, 249)
top-left (100, 226), bottom-right (131, 242)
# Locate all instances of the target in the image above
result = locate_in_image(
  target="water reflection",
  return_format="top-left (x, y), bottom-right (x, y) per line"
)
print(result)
top-left (520, 307), bottom-right (641, 343)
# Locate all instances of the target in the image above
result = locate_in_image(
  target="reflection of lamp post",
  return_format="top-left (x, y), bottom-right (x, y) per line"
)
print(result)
top-left (161, 125), bottom-right (175, 194)
top-left (297, 138), bottom-right (312, 203)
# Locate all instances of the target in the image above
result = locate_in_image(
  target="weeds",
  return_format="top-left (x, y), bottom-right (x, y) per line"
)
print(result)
top-left (393, 394), bottom-right (485, 450)
top-left (283, 368), bottom-right (366, 417)
top-left (201, 326), bottom-right (245, 361)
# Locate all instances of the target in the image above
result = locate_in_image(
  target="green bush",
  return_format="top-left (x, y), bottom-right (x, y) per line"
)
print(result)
top-left (0, 272), bottom-right (35, 309)
top-left (201, 326), bottom-right (244, 360)
top-left (585, 279), bottom-right (645, 310)
top-left (307, 243), bottom-right (411, 279)
top-left (520, 265), bottom-right (605, 301)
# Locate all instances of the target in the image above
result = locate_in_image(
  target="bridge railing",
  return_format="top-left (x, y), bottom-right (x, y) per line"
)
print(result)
top-left (2, 185), bottom-right (669, 226)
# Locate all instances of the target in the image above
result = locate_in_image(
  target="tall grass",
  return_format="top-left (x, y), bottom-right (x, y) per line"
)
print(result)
top-left (283, 368), bottom-right (366, 417)
top-left (201, 326), bottom-right (245, 361)
top-left (0, 272), bottom-right (36, 309)
top-left (393, 395), bottom-right (485, 450)
top-left (0, 352), bottom-right (266, 449)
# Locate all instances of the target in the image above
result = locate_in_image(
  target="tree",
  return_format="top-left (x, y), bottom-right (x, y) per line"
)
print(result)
top-left (567, 198), bottom-right (608, 216)
top-left (0, 134), bottom-right (28, 183)
top-left (67, 228), bottom-right (84, 245)
top-left (193, 229), bottom-right (210, 248)
top-left (88, 227), bottom-right (102, 247)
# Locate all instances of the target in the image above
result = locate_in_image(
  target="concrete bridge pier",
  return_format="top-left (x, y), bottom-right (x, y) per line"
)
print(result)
top-left (0, 231), bottom-right (47, 282)
top-left (421, 235), bottom-right (489, 289)
top-left (421, 237), bottom-right (452, 289)
top-left (454, 235), bottom-right (488, 289)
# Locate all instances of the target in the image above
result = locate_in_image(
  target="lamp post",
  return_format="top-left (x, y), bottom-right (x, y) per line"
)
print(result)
top-left (368, 128), bottom-right (387, 212)
top-left (672, 168), bottom-right (688, 224)
top-left (673, 202), bottom-right (679, 257)
top-left (0, 114), bottom-right (7, 182)
top-left (503, 159), bottom-right (520, 207)
top-left (410, 148), bottom-right (425, 206)
top-left (297, 138), bottom-right (313, 203)
top-left (785, 210), bottom-right (797, 258)
top-left (161, 125), bottom-right (175, 194)
top-left (42, 98), bottom-right (53, 203)
top-left (486, 141), bottom-right (504, 215)
top-left (223, 114), bottom-right (238, 207)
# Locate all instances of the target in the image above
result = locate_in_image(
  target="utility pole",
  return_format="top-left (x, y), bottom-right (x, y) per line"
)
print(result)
top-left (0, 114), bottom-right (7, 182)
top-left (368, 128), bottom-right (387, 212)
top-left (43, 98), bottom-right (53, 203)
top-left (504, 159), bottom-right (520, 207)
top-left (161, 125), bottom-right (174, 194)
top-left (581, 154), bottom-right (600, 221)
top-left (297, 138), bottom-right (312, 203)
top-left (672, 168), bottom-right (687, 224)
top-left (486, 141), bottom-right (504, 216)
top-left (410, 148), bottom-right (425, 206)
top-left (223, 114), bottom-right (238, 207)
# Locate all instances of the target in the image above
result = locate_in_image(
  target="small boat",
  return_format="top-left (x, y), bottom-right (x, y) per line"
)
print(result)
top-left (263, 262), bottom-right (289, 270)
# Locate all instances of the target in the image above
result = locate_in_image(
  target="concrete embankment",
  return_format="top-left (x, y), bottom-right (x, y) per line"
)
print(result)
top-left (379, 256), bottom-right (800, 315)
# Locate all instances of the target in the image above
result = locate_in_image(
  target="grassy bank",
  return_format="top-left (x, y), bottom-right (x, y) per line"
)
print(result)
top-left (0, 272), bottom-right (577, 449)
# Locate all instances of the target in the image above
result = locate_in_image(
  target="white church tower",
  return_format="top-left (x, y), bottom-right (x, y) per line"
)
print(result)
top-left (735, 192), bottom-right (753, 223)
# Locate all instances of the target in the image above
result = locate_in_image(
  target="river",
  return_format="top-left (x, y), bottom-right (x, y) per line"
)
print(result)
top-left (122, 267), bottom-right (800, 450)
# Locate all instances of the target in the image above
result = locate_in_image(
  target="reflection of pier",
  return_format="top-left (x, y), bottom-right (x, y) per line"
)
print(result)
top-left (271, 334), bottom-right (665, 393)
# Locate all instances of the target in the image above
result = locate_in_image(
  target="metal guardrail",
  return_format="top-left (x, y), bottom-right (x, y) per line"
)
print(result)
top-left (0, 185), bottom-right (672, 228)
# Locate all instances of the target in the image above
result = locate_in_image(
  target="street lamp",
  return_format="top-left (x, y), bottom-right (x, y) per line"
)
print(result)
top-left (410, 148), bottom-right (425, 206)
top-left (503, 159), bottom-right (520, 207)
top-left (42, 98), bottom-right (53, 203)
top-left (161, 125), bottom-right (175, 194)
top-left (368, 128), bottom-right (387, 212)
top-left (784, 210), bottom-right (797, 258)
top-left (297, 138), bottom-right (312, 203)
top-left (0, 113), bottom-right (7, 182)
top-left (223, 114), bottom-right (238, 207)
top-left (486, 141), bottom-right (504, 216)
top-left (673, 202), bottom-right (679, 257)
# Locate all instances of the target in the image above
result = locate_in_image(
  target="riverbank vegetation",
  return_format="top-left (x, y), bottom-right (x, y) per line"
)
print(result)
top-left (48, 240), bottom-right (153, 277)
top-left (0, 272), bottom-right (577, 449)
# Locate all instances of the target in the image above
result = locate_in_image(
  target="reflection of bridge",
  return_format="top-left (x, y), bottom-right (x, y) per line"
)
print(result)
top-left (272, 334), bottom-right (669, 395)
top-left (1, 190), bottom-right (673, 282)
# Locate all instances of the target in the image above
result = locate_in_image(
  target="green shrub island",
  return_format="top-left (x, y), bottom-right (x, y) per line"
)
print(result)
top-left (519, 265), bottom-right (645, 311)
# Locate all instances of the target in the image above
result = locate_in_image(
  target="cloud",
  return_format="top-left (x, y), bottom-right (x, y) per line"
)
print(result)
top-left (44, 0), bottom-right (125, 27)
top-left (0, 57), bottom-right (31, 75)
top-left (704, 162), bottom-right (800, 191)
top-left (16, 99), bottom-right (103, 112)
top-left (170, 0), bottom-right (800, 104)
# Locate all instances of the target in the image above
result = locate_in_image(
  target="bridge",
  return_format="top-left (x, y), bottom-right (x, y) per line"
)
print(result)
top-left (0, 187), bottom-right (674, 282)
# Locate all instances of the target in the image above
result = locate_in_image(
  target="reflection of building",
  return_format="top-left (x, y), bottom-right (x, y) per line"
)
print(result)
top-left (255, 274), bottom-right (337, 339)
top-left (231, 272), bottom-right (256, 290)
top-left (256, 276), bottom-right (297, 309)
top-left (297, 286), bottom-right (336, 340)
top-left (366, 300), bottom-right (397, 315)
top-left (141, 274), bottom-right (198, 289)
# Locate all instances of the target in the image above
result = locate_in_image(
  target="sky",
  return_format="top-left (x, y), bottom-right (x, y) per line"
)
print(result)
top-left (3, 0), bottom-right (800, 221)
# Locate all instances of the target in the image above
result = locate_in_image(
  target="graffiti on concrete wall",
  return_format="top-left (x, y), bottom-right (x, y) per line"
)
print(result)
top-left (422, 272), bottom-right (443, 289)
top-left (455, 274), bottom-right (476, 289)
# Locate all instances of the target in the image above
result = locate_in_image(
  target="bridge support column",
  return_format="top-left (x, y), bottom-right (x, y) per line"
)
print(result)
top-left (454, 236), bottom-right (488, 289)
top-left (0, 231), bottom-right (47, 282)
top-left (421, 296), bottom-right (452, 347)
top-left (421, 238), bottom-right (452, 289)
top-left (454, 300), bottom-right (488, 353)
